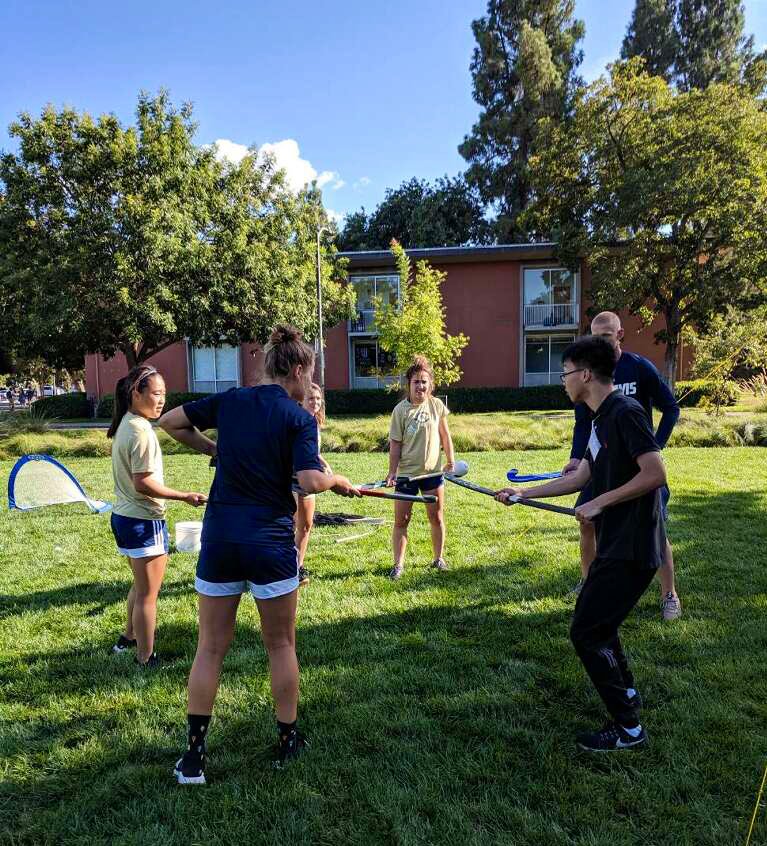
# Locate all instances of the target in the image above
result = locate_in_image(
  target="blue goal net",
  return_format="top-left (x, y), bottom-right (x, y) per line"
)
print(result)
top-left (8, 454), bottom-right (112, 514)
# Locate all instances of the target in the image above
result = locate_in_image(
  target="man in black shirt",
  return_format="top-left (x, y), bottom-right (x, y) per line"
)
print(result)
top-left (497, 336), bottom-right (666, 751)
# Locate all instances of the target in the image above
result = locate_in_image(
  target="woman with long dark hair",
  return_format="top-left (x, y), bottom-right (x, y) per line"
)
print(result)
top-left (108, 365), bottom-right (207, 666)
top-left (159, 326), bottom-right (359, 784)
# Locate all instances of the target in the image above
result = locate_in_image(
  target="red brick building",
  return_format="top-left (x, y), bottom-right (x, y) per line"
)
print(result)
top-left (86, 243), bottom-right (687, 400)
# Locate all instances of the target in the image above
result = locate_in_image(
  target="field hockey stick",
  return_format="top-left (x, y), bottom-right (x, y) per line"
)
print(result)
top-left (358, 488), bottom-right (437, 504)
top-left (445, 475), bottom-right (576, 516)
top-left (406, 459), bottom-right (469, 483)
top-left (507, 469), bottom-right (562, 483)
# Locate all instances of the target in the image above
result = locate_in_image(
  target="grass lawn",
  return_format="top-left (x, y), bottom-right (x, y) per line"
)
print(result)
top-left (1, 448), bottom-right (766, 845)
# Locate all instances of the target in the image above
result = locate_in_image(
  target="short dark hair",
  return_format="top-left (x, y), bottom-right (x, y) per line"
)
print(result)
top-left (562, 336), bottom-right (617, 384)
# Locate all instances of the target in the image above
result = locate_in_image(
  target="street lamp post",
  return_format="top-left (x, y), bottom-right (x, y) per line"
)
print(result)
top-left (315, 225), bottom-right (327, 388)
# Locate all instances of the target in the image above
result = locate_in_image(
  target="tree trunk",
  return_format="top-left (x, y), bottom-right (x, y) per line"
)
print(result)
top-left (122, 344), bottom-right (139, 370)
top-left (663, 304), bottom-right (682, 387)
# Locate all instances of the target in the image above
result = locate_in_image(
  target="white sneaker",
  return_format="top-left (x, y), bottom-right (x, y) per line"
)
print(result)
top-left (661, 592), bottom-right (682, 621)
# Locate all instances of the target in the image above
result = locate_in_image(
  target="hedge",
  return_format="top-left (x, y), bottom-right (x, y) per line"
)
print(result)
top-left (324, 385), bottom-right (573, 414)
top-left (96, 392), bottom-right (208, 418)
top-left (31, 392), bottom-right (91, 419)
top-left (92, 380), bottom-right (733, 419)
top-left (674, 380), bottom-right (738, 408)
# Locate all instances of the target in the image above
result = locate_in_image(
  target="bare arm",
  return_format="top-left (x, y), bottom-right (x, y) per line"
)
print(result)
top-left (296, 468), bottom-right (360, 497)
top-left (133, 473), bottom-right (207, 506)
top-left (438, 417), bottom-right (455, 470)
top-left (497, 458), bottom-right (591, 502)
top-left (386, 440), bottom-right (402, 486)
top-left (158, 406), bottom-right (217, 458)
top-left (576, 451), bottom-right (666, 523)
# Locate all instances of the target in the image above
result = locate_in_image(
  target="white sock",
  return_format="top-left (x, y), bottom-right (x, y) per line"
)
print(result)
top-left (626, 687), bottom-right (637, 699)
top-left (622, 724), bottom-right (642, 737)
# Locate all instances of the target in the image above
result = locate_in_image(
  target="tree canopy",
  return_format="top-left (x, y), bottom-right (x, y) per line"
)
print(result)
top-left (459, 0), bottom-right (584, 241)
top-left (523, 60), bottom-right (767, 384)
top-left (621, 0), bottom-right (767, 94)
top-left (0, 91), bottom-right (354, 368)
top-left (337, 176), bottom-right (491, 252)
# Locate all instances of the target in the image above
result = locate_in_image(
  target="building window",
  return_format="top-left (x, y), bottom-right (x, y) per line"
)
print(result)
top-left (349, 274), bottom-right (400, 333)
top-left (523, 268), bottom-right (578, 328)
top-left (190, 345), bottom-right (240, 393)
top-left (524, 334), bottom-right (575, 386)
top-left (350, 339), bottom-right (397, 389)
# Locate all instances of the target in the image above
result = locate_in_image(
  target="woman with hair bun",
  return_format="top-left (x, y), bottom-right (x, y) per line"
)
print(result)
top-left (385, 356), bottom-right (455, 580)
top-left (108, 365), bottom-right (208, 667)
top-left (160, 325), bottom-right (360, 784)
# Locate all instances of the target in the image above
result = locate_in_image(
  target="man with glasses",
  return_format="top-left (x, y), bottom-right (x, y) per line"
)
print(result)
top-left (561, 311), bottom-right (681, 620)
top-left (497, 336), bottom-right (666, 751)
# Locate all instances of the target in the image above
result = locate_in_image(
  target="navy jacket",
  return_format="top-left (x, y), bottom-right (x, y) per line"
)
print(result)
top-left (570, 351), bottom-right (680, 460)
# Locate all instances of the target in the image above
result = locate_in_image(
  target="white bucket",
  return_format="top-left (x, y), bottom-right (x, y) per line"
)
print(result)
top-left (175, 521), bottom-right (203, 553)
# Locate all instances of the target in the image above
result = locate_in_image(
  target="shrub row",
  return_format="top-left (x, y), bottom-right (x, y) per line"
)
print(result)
top-left (674, 380), bottom-right (738, 408)
top-left (96, 392), bottom-right (208, 418)
top-left (30, 392), bottom-right (91, 419)
top-left (325, 385), bottom-right (573, 415)
top-left (89, 381), bottom-right (732, 419)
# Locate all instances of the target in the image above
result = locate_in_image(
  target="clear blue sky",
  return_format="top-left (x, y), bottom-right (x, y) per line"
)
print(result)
top-left (2, 0), bottom-right (766, 221)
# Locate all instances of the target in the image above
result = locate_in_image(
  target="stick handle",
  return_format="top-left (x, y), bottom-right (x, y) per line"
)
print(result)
top-left (509, 497), bottom-right (576, 517)
top-left (359, 489), bottom-right (437, 504)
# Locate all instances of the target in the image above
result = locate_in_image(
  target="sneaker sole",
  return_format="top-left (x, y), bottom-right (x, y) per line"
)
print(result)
top-left (174, 762), bottom-right (206, 785)
top-left (576, 737), bottom-right (648, 753)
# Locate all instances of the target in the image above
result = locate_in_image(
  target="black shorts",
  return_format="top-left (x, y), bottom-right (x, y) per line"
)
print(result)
top-left (577, 483), bottom-right (670, 521)
top-left (395, 474), bottom-right (444, 497)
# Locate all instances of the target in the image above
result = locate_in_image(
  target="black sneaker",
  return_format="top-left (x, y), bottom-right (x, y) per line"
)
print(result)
top-left (134, 652), bottom-right (160, 669)
top-left (273, 729), bottom-right (309, 769)
top-left (576, 720), bottom-right (648, 752)
top-left (298, 567), bottom-right (311, 586)
top-left (174, 751), bottom-right (206, 785)
top-left (112, 634), bottom-right (137, 654)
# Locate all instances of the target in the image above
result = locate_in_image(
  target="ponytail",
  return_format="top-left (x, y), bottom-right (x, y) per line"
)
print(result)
top-left (107, 365), bottom-right (159, 438)
top-left (263, 324), bottom-right (315, 380)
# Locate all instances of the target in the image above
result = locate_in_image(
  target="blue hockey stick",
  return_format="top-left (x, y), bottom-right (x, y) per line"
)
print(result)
top-left (506, 469), bottom-right (562, 483)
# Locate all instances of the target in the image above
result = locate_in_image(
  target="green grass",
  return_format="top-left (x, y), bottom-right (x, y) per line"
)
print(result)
top-left (1, 449), bottom-right (766, 845)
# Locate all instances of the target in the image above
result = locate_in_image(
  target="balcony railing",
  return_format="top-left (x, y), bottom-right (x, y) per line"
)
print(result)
top-left (349, 309), bottom-right (377, 334)
top-left (523, 303), bottom-right (578, 328)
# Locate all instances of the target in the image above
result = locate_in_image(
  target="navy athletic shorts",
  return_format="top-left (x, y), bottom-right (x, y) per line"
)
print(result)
top-left (395, 474), bottom-right (444, 497)
top-left (111, 513), bottom-right (169, 558)
top-left (195, 523), bottom-right (298, 600)
top-left (576, 482), bottom-right (670, 521)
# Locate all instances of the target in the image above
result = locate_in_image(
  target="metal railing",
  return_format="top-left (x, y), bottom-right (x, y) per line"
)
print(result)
top-left (349, 310), bottom-right (377, 333)
top-left (523, 303), bottom-right (578, 328)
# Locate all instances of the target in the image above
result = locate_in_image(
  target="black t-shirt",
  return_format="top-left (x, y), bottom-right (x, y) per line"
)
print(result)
top-left (585, 391), bottom-right (666, 568)
top-left (183, 385), bottom-right (324, 543)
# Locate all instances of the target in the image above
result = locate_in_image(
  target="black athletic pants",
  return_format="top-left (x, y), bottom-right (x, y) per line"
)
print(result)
top-left (570, 556), bottom-right (656, 727)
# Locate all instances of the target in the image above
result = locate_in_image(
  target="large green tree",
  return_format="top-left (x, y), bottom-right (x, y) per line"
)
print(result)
top-left (523, 60), bottom-right (767, 384)
top-left (621, 0), bottom-right (767, 93)
top-left (0, 92), bottom-right (354, 369)
top-left (338, 176), bottom-right (491, 251)
top-left (459, 0), bottom-right (585, 241)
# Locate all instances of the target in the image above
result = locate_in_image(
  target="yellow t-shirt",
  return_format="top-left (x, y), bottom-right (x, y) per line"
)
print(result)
top-left (112, 412), bottom-right (166, 519)
top-left (389, 396), bottom-right (448, 477)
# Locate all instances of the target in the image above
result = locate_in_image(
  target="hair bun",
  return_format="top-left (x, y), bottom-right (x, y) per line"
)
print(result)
top-left (411, 355), bottom-right (431, 369)
top-left (269, 324), bottom-right (302, 345)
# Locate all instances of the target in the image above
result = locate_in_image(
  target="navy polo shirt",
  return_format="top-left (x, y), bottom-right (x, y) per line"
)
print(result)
top-left (571, 351), bottom-right (680, 459)
top-left (184, 385), bottom-right (324, 544)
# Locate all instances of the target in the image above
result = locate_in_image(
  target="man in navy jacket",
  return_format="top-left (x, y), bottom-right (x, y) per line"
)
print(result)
top-left (562, 312), bottom-right (682, 620)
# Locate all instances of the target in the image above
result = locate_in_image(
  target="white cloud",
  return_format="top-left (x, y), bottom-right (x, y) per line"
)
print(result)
top-left (353, 176), bottom-right (371, 190)
top-left (212, 137), bottom-right (344, 195)
top-left (212, 138), bottom-right (251, 164)
top-left (325, 208), bottom-right (345, 225)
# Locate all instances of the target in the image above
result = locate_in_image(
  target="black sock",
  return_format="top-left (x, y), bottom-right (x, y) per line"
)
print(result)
top-left (187, 714), bottom-right (211, 757)
top-left (277, 719), bottom-right (297, 740)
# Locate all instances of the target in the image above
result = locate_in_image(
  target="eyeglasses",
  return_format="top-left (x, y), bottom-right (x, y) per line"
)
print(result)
top-left (559, 368), bottom-right (586, 383)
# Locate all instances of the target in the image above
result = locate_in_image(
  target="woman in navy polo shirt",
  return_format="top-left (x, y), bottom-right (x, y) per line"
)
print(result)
top-left (160, 326), bottom-right (359, 784)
